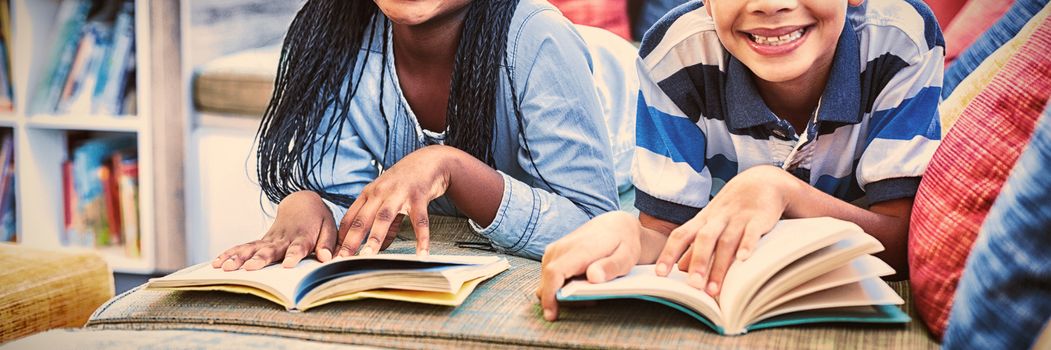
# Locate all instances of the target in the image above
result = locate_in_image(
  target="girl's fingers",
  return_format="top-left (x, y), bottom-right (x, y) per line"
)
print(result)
top-left (585, 242), bottom-right (635, 284)
top-left (705, 219), bottom-right (746, 297)
top-left (687, 219), bottom-right (727, 290)
top-left (315, 215), bottom-right (338, 262)
top-left (655, 218), bottom-right (704, 276)
top-left (282, 236), bottom-right (314, 268)
top-left (361, 199), bottom-right (403, 256)
top-left (380, 214), bottom-right (403, 251)
top-left (336, 196), bottom-right (368, 249)
top-left (409, 200), bottom-right (431, 256)
top-left (338, 198), bottom-right (381, 257)
top-left (220, 243), bottom-right (261, 271)
top-left (243, 242), bottom-right (287, 271)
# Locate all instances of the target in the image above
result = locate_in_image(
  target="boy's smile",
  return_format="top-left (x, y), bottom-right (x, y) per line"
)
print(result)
top-left (706, 0), bottom-right (864, 84)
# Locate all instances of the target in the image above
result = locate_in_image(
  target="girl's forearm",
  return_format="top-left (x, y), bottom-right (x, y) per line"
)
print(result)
top-left (439, 146), bottom-right (504, 227)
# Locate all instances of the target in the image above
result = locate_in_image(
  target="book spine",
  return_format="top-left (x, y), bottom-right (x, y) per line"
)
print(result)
top-left (98, 1), bottom-right (133, 116)
top-left (117, 156), bottom-right (139, 257)
top-left (0, 133), bottom-right (12, 242)
top-left (33, 0), bottom-right (91, 114)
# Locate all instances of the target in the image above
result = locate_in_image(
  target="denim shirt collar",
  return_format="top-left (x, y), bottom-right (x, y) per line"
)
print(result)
top-left (724, 22), bottom-right (862, 131)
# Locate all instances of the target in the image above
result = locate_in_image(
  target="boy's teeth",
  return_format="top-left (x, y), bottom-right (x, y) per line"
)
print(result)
top-left (749, 28), bottom-right (805, 46)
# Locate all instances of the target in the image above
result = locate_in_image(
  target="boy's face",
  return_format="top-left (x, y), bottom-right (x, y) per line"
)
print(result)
top-left (706, 0), bottom-right (864, 84)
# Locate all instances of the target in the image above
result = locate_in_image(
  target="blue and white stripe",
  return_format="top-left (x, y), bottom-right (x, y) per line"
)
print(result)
top-left (633, 0), bottom-right (944, 224)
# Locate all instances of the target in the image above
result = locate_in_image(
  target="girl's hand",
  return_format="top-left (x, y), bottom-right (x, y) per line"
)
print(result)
top-left (331, 145), bottom-right (456, 257)
top-left (654, 165), bottom-right (800, 297)
top-left (211, 191), bottom-right (337, 271)
top-left (537, 211), bottom-right (642, 321)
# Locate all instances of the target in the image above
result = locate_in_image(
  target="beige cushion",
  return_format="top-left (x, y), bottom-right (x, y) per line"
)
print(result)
top-left (87, 216), bottom-right (937, 349)
top-left (0, 243), bottom-right (114, 342)
top-left (193, 46), bottom-right (280, 117)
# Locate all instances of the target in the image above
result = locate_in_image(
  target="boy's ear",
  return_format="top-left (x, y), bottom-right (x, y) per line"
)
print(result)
top-left (847, 0), bottom-right (865, 6)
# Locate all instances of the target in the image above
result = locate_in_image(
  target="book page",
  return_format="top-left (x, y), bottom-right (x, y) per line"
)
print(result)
top-left (560, 265), bottom-right (724, 326)
top-left (751, 277), bottom-right (904, 324)
top-left (745, 255), bottom-right (894, 323)
top-left (147, 259), bottom-right (324, 307)
top-left (718, 218), bottom-right (862, 326)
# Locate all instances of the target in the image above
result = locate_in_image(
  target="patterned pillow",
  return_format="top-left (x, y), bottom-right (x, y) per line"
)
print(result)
top-left (943, 0), bottom-right (1045, 97)
top-left (909, 10), bottom-right (1051, 340)
top-left (548, 0), bottom-right (632, 41)
top-left (943, 0), bottom-right (1015, 64)
top-left (924, 0), bottom-right (968, 28)
top-left (940, 3), bottom-right (1047, 134)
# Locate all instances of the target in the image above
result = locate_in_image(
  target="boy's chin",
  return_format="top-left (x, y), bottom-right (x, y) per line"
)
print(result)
top-left (748, 66), bottom-right (810, 84)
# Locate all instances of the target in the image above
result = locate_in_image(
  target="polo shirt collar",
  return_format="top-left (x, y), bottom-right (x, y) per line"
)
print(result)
top-left (724, 21), bottom-right (863, 131)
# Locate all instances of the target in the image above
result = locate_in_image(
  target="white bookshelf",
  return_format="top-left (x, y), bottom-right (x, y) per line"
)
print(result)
top-left (7, 0), bottom-right (185, 273)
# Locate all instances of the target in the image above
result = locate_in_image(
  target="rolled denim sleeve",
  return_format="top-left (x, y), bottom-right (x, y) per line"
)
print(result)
top-left (469, 8), bottom-right (620, 260)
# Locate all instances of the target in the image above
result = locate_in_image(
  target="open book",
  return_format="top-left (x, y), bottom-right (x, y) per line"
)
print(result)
top-left (147, 254), bottom-right (509, 312)
top-left (557, 217), bottom-right (909, 335)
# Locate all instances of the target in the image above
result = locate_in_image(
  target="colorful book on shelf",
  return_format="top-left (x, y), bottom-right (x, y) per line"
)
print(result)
top-left (557, 217), bottom-right (909, 336)
top-left (69, 136), bottom-right (134, 248)
top-left (114, 153), bottom-right (138, 257)
top-left (0, 39), bottom-right (11, 112)
top-left (60, 22), bottom-right (113, 115)
top-left (148, 255), bottom-right (510, 311)
top-left (94, 0), bottom-right (134, 116)
top-left (0, 133), bottom-right (13, 242)
top-left (33, 0), bottom-right (92, 114)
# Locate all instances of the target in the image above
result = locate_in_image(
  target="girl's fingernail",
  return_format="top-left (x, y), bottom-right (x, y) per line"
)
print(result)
top-left (318, 248), bottom-right (332, 261)
top-left (655, 263), bottom-right (669, 276)
top-left (707, 282), bottom-right (720, 295)
top-left (337, 248), bottom-right (351, 257)
top-left (359, 245), bottom-right (374, 256)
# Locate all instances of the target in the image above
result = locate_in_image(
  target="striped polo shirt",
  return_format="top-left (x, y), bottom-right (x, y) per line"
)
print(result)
top-left (633, 0), bottom-right (945, 224)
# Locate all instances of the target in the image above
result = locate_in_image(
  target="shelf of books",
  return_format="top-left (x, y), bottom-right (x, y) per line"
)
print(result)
top-left (8, 0), bottom-right (166, 273)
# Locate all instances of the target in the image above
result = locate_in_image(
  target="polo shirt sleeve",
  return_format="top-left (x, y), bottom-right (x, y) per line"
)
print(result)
top-left (632, 58), bottom-right (713, 225)
top-left (856, 33), bottom-right (944, 205)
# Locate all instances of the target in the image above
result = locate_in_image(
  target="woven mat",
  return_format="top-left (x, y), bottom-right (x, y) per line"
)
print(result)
top-left (86, 217), bottom-right (937, 349)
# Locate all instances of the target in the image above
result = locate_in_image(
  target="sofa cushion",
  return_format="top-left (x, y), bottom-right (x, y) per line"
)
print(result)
top-left (87, 216), bottom-right (937, 349)
top-left (908, 9), bottom-right (1051, 341)
top-left (549, 0), bottom-right (632, 40)
top-left (0, 243), bottom-right (114, 342)
top-left (193, 46), bottom-right (280, 117)
top-left (942, 0), bottom-right (1015, 64)
top-left (942, 103), bottom-right (1051, 350)
top-left (4, 329), bottom-right (374, 349)
top-left (940, 3), bottom-right (1049, 134)
top-left (943, 0), bottom-right (1046, 97)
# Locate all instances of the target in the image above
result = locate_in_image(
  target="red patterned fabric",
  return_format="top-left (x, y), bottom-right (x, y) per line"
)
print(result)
top-left (549, 0), bottom-right (632, 41)
top-left (925, 0), bottom-right (969, 28)
top-left (909, 16), bottom-right (1051, 340)
top-left (943, 0), bottom-right (1016, 64)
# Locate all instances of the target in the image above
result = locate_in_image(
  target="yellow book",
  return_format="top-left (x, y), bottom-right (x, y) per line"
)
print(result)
top-left (147, 254), bottom-right (509, 311)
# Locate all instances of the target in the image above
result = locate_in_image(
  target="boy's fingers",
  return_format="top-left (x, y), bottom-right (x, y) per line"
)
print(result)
top-left (677, 246), bottom-right (694, 272)
top-left (409, 202), bottom-right (431, 255)
top-left (736, 217), bottom-right (776, 261)
top-left (705, 220), bottom-right (746, 297)
top-left (315, 216), bottom-right (338, 262)
top-left (585, 242), bottom-right (634, 284)
top-left (656, 218), bottom-right (703, 276)
top-left (686, 219), bottom-right (726, 287)
top-left (539, 264), bottom-right (568, 321)
top-left (282, 237), bottom-right (314, 268)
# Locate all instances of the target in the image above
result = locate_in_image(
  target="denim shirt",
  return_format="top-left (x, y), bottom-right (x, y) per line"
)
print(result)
top-left (311, 0), bottom-right (637, 260)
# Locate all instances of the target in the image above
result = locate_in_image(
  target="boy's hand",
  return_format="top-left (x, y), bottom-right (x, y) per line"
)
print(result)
top-left (331, 146), bottom-right (455, 258)
top-left (654, 165), bottom-right (799, 296)
top-left (537, 211), bottom-right (642, 321)
top-left (212, 190), bottom-right (337, 271)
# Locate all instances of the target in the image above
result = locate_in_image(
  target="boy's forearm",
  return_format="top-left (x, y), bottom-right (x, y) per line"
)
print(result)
top-left (780, 173), bottom-right (912, 276)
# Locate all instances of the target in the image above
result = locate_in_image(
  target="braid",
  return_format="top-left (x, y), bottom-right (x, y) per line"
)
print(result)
top-left (257, 0), bottom-right (555, 207)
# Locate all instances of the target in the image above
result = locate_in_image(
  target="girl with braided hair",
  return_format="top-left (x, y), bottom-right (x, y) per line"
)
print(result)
top-left (213, 0), bottom-right (638, 271)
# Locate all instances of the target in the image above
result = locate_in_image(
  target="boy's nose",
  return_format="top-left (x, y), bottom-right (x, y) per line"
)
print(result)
top-left (746, 0), bottom-right (800, 16)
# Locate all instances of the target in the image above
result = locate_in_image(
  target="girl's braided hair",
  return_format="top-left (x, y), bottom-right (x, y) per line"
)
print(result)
top-left (256, 0), bottom-right (553, 207)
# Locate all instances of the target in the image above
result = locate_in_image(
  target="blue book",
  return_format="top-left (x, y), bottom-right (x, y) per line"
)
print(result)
top-left (32, 0), bottom-right (92, 114)
top-left (556, 217), bottom-right (910, 336)
top-left (93, 0), bottom-right (133, 115)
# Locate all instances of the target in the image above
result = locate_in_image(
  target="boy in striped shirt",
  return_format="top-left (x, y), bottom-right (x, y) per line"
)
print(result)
top-left (539, 0), bottom-right (943, 321)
